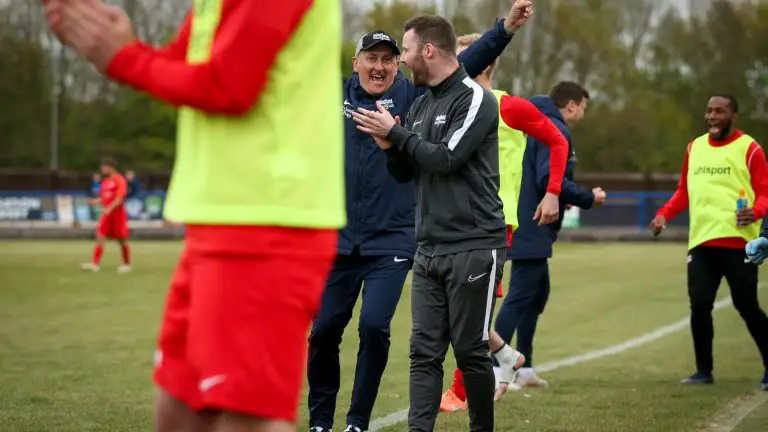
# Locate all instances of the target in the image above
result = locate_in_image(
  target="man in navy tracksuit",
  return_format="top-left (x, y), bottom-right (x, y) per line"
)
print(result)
top-left (494, 82), bottom-right (606, 387)
top-left (307, 6), bottom-right (533, 431)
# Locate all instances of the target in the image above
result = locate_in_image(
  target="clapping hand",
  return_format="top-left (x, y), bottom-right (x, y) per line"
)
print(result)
top-left (352, 101), bottom-right (399, 149)
top-left (43, 0), bottom-right (135, 73)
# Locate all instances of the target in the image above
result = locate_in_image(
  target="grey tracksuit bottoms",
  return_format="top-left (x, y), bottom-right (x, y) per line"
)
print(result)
top-left (408, 247), bottom-right (505, 432)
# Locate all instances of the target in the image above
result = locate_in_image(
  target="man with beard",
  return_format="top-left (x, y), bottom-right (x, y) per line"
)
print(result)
top-left (352, 14), bottom-right (567, 432)
top-left (651, 94), bottom-right (768, 390)
top-left (308, 2), bottom-right (534, 432)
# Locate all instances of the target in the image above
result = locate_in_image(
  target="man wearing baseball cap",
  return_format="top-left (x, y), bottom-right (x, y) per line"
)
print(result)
top-left (307, 2), bottom-right (534, 432)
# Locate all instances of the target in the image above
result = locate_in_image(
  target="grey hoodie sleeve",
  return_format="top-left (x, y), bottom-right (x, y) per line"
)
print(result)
top-left (386, 90), bottom-right (497, 174)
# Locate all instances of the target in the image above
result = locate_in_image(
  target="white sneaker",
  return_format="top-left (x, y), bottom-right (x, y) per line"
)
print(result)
top-left (80, 262), bottom-right (100, 272)
top-left (117, 265), bottom-right (132, 274)
top-left (495, 345), bottom-right (526, 384)
top-left (516, 368), bottom-right (549, 387)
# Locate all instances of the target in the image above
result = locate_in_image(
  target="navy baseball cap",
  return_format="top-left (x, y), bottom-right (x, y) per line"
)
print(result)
top-left (355, 31), bottom-right (400, 56)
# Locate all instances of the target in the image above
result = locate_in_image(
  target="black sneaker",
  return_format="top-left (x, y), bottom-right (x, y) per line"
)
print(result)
top-left (344, 426), bottom-right (364, 432)
top-left (310, 427), bottom-right (331, 432)
top-left (681, 371), bottom-right (714, 385)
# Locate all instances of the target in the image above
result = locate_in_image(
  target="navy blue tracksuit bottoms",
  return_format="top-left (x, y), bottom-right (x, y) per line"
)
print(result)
top-left (308, 252), bottom-right (411, 430)
top-left (494, 258), bottom-right (550, 368)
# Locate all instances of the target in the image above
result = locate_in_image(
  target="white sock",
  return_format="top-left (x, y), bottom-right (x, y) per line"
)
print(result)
top-left (494, 345), bottom-right (517, 366)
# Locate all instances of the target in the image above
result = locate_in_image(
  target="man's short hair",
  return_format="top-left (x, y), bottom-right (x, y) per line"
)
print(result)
top-left (549, 81), bottom-right (590, 109)
top-left (403, 15), bottom-right (457, 55)
top-left (457, 33), bottom-right (498, 78)
top-left (711, 94), bottom-right (739, 113)
top-left (100, 156), bottom-right (117, 168)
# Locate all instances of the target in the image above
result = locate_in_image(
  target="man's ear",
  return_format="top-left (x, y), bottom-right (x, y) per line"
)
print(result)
top-left (352, 57), bottom-right (359, 73)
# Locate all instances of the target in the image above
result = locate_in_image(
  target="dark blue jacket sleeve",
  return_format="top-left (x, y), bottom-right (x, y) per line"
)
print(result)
top-left (761, 218), bottom-right (768, 238)
top-left (531, 138), bottom-right (594, 209)
top-left (562, 178), bottom-right (594, 209)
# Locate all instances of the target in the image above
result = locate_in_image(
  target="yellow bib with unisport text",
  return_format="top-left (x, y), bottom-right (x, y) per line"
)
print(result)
top-left (491, 89), bottom-right (527, 229)
top-left (687, 133), bottom-right (760, 249)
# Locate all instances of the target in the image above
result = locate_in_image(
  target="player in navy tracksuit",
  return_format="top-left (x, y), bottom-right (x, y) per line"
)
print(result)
top-left (307, 11), bottom-right (530, 432)
top-left (495, 82), bottom-right (605, 387)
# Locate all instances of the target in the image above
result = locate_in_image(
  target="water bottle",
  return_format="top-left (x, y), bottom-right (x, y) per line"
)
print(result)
top-left (737, 188), bottom-right (748, 226)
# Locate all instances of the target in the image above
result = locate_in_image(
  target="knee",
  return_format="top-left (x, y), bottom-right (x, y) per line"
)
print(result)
top-left (452, 341), bottom-right (488, 369)
top-left (502, 290), bottom-right (535, 310)
top-left (409, 331), bottom-right (447, 364)
top-left (689, 297), bottom-right (714, 315)
top-left (309, 316), bottom-right (346, 345)
top-left (358, 313), bottom-right (391, 339)
top-left (732, 298), bottom-right (761, 317)
top-left (532, 290), bottom-right (550, 314)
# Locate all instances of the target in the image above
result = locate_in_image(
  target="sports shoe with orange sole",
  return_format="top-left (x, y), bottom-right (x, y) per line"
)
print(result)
top-left (439, 388), bottom-right (467, 412)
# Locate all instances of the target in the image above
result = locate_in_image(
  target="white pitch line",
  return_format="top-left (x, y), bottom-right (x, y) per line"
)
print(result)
top-left (368, 283), bottom-right (765, 431)
top-left (703, 391), bottom-right (768, 432)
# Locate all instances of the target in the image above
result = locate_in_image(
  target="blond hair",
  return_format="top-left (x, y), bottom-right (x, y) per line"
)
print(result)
top-left (456, 33), bottom-right (497, 78)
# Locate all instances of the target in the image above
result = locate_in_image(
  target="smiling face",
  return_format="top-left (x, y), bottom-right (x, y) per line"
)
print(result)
top-left (353, 44), bottom-right (399, 96)
top-left (705, 96), bottom-right (738, 140)
top-left (400, 29), bottom-right (431, 86)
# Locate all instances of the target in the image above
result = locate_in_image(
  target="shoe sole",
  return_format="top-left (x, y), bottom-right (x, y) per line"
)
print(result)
top-left (440, 405), bottom-right (467, 413)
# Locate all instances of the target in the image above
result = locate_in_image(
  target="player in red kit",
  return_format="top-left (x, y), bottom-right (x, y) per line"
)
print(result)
top-left (81, 157), bottom-right (131, 273)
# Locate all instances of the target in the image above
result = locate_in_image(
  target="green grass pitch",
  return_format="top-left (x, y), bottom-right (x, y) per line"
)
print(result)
top-left (0, 240), bottom-right (766, 431)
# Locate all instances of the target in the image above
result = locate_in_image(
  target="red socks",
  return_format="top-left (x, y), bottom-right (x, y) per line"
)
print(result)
top-left (451, 368), bottom-right (466, 401)
top-left (121, 243), bottom-right (131, 266)
top-left (92, 243), bottom-right (130, 266)
top-left (92, 244), bottom-right (104, 265)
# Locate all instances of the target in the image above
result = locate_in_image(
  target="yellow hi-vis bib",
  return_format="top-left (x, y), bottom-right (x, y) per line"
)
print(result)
top-left (687, 133), bottom-right (760, 249)
top-left (492, 89), bottom-right (527, 229)
top-left (165, 0), bottom-right (345, 228)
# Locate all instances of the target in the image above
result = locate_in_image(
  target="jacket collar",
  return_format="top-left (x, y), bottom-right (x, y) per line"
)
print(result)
top-left (429, 66), bottom-right (468, 97)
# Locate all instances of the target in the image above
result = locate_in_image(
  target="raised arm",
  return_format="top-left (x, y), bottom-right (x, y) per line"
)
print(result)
top-left (386, 89), bottom-right (497, 174)
top-left (106, 0), bottom-right (313, 115)
top-left (457, 19), bottom-right (513, 78)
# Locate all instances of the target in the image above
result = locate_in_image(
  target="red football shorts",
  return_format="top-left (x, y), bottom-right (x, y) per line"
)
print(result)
top-left (96, 210), bottom-right (129, 239)
top-left (496, 225), bottom-right (513, 298)
top-left (153, 225), bottom-right (337, 422)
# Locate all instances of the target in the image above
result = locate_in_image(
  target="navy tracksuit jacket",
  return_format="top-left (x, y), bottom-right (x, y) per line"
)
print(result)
top-left (494, 95), bottom-right (594, 368)
top-left (307, 19), bottom-right (516, 430)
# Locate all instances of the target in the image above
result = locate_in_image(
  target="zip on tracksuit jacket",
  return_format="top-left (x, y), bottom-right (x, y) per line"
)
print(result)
top-left (339, 18), bottom-right (515, 258)
top-left (509, 95), bottom-right (594, 260)
top-left (385, 67), bottom-right (509, 256)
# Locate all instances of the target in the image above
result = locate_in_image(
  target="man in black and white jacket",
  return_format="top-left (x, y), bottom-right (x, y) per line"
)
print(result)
top-left (352, 10), bottom-right (563, 432)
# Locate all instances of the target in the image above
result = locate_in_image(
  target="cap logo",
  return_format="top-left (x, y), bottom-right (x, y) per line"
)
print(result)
top-left (372, 33), bottom-right (390, 41)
